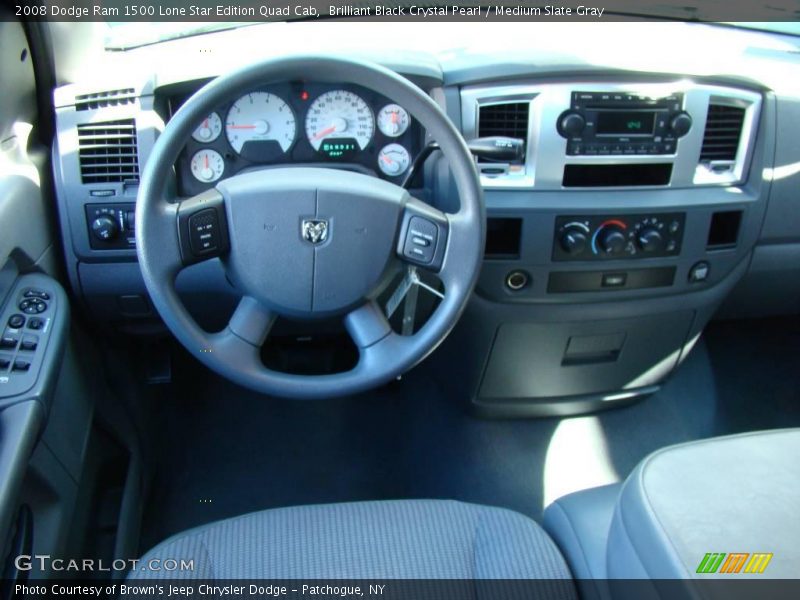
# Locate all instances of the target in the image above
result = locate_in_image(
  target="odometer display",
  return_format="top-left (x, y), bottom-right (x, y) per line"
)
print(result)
top-left (305, 90), bottom-right (374, 153)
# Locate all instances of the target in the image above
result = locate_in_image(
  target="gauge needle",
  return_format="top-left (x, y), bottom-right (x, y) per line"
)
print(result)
top-left (204, 154), bottom-right (209, 169)
top-left (313, 125), bottom-right (337, 140)
top-left (227, 124), bottom-right (257, 129)
top-left (380, 154), bottom-right (394, 165)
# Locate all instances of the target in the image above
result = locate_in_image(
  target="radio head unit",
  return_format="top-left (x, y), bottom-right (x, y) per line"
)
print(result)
top-left (558, 91), bottom-right (692, 156)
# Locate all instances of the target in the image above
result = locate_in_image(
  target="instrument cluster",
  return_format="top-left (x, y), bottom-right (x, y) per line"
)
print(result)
top-left (171, 82), bottom-right (421, 196)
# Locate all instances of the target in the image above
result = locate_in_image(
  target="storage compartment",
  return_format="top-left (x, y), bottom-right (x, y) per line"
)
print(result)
top-left (707, 210), bottom-right (742, 249)
top-left (485, 217), bottom-right (522, 258)
top-left (562, 163), bottom-right (672, 187)
top-left (477, 310), bottom-right (694, 410)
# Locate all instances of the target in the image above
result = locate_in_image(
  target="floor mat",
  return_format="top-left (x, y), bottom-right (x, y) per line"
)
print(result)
top-left (139, 316), bottom-right (800, 553)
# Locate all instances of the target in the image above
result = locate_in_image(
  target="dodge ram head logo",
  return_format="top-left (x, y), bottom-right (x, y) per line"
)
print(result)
top-left (301, 219), bottom-right (329, 244)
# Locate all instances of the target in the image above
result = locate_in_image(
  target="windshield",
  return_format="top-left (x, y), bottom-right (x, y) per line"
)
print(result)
top-left (105, 17), bottom-right (800, 51)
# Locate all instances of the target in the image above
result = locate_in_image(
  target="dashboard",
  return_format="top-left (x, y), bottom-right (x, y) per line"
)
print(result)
top-left (160, 81), bottom-right (423, 197)
top-left (48, 21), bottom-right (800, 415)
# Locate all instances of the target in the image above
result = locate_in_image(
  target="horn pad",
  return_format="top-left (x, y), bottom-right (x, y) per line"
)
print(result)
top-left (219, 168), bottom-right (406, 317)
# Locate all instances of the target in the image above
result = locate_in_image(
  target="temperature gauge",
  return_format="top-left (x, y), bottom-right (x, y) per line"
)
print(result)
top-left (377, 144), bottom-right (410, 177)
top-left (190, 149), bottom-right (225, 183)
top-left (192, 112), bottom-right (222, 143)
top-left (377, 104), bottom-right (410, 137)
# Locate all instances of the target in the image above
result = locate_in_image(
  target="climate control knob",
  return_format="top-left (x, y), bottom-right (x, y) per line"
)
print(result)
top-left (669, 112), bottom-right (693, 137)
top-left (558, 111), bottom-right (586, 138)
top-left (560, 228), bottom-right (588, 255)
top-left (597, 227), bottom-right (627, 256)
top-left (637, 227), bottom-right (664, 253)
top-left (91, 215), bottom-right (120, 241)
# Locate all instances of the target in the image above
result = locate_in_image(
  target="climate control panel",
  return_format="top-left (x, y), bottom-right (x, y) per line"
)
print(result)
top-left (553, 213), bottom-right (685, 262)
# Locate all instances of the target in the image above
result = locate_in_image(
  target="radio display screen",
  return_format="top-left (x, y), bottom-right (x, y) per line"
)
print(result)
top-left (596, 111), bottom-right (656, 136)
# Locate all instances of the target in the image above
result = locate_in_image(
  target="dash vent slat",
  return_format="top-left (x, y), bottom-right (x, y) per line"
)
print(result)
top-left (478, 102), bottom-right (530, 142)
top-left (75, 88), bottom-right (137, 111)
top-left (699, 104), bottom-right (745, 162)
top-left (78, 119), bottom-right (139, 184)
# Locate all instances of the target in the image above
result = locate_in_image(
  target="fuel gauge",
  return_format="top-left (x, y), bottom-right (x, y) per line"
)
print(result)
top-left (192, 112), bottom-right (222, 143)
top-left (377, 143), bottom-right (410, 177)
top-left (190, 149), bottom-right (225, 183)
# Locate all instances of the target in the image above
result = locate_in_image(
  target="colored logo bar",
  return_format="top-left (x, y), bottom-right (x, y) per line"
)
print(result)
top-left (696, 552), bottom-right (773, 574)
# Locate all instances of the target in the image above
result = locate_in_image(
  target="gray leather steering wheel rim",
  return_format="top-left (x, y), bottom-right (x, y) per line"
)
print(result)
top-left (136, 56), bottom-right (484, 399)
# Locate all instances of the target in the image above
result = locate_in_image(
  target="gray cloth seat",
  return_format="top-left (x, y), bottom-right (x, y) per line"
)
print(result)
top-left (135, 499), bottom-right (575, 583)
top-left (543, 428), bottom-right (800, 600)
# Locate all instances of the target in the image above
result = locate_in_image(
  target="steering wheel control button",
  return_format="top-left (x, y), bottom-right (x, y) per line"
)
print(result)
top-left (189, 209), bottom-right (221, 255)
top-left (689, 261), bottom-right (710, 283)
top-left (27, 317), bottom-right (44, 330)
top-left (19, 298), bottom-right (47, 314)
top-left (7, 314), bottom-right (25, 329)
top-left (20, 336), bottom-right (38, 352)
top-left (403, 217), bottom-right (438, 264)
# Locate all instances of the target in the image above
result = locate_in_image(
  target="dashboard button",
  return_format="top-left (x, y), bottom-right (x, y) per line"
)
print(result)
top-left (12, 359), bottom-right (30, 372)
top-left (0, 356), bottom-right (11, 371)
top-left (602, 273), bottom-right (627, 288)
top-left (27, 317), bottom-right (44, 330)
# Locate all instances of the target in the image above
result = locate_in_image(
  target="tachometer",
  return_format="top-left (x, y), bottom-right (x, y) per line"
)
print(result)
top-left (225, 92), bottom-right (296, 158)
top-left (305, 90), bottom-right (374, 157)
top-left (190, 149), bottom-right (225, 183)
top-left (377, 104), bottom-right (410, 137)
top-left (192, 112), bottom-right (222, 143)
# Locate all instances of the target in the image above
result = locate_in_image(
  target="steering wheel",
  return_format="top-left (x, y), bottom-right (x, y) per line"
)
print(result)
top-left (136, 56), bottom-right (484, 399)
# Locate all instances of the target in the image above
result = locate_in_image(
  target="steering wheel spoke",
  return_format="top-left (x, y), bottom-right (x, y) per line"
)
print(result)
top-left (395, 196), bottom-right (449, 272)
top-left (176, 189), bottom-right (231, 266)
top-left (344, 301), bottom-right (393, 349)
top-left (227, 295), bottom-right (276, 347)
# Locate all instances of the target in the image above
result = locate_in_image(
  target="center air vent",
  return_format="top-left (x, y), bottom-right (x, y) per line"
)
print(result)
top-left (77, 119), bottom-right (139, 184)
top-left (75, 88), bottom-right (136, 111)
top-left (478, 102), bottom-right (530, 143)
top-left (699, 103), bottom-right (745, 162)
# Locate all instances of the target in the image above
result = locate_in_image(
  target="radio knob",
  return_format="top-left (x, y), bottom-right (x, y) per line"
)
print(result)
top-left (560, 228), bottom-right (588, 255)
top-left (597, 227), bottom-right (627, 256)
top-left (637, 227), bottom-right (664, 253)
top-left (669, 112), bottom-right (693, 137)
top-left (558, 111), bottom-right (586, 138)
top-left (91, 215), bottom-right (119, 241)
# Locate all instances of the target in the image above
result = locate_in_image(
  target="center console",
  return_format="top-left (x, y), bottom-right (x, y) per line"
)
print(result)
top-left (443, 78), bottom-right (771, 416)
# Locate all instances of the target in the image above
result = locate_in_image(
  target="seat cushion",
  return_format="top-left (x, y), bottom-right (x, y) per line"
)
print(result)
top-left (135, 499), bottom-right (574, 584)
top-left (544, 483), bottom-right (621, 600)
top-left (608, 428), bottom-right (800, 580)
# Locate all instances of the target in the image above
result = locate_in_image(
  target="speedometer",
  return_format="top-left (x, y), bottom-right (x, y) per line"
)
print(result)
top-left (305, 90), bottom-right (374, 158)
top-left (225, 92), bottom-right (296, 158)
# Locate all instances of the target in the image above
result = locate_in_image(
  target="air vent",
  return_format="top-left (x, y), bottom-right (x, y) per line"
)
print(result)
top-left (75, 88), bottom-right (136, 111)
top-left (699, 104), bottom-right (745, 162)
top-left (478, 102), bottom-right (530, 142)
top-left (77, 119), bottom-right (139, 184)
